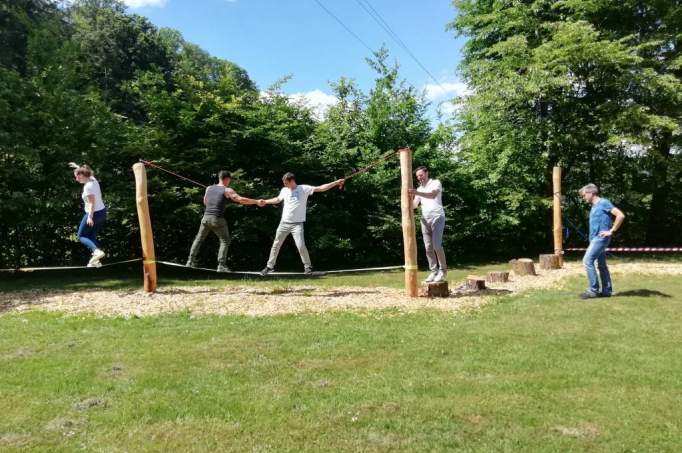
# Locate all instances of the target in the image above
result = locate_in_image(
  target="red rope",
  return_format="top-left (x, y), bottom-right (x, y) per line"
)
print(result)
top-left (140, 159), bottom-right (207, 188)
top-left (142, 149), bottom-right (399, 192)
top-left (341, 149), bottom-right (399, 188)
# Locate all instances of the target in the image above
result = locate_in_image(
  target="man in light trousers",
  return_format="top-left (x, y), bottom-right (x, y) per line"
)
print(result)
top-left (260, 172), bottom-right (344, 275)
top-left (409, 166), bottom-right (447, 282)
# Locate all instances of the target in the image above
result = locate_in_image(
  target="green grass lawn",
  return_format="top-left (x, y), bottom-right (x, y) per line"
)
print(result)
top-left (1, 263), bottom-right (682, 451)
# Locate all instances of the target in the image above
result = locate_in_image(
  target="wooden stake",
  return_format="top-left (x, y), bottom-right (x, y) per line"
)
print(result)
top-left (553, 166), bottom-right (563, 267)
top-left (133, 163), bottom-right (157, 293)
top-left (399, 147), bottom-right (418, 297)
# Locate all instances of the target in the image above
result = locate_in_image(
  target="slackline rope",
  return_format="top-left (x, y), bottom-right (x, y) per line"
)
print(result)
top-left (1, 259), bottom-right (406, 274)
top-left (0, 258), bottom-right (143, 272)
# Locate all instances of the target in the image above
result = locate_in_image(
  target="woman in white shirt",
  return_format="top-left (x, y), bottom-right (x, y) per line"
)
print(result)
top-left (70, 163), bottom-right (107, 267)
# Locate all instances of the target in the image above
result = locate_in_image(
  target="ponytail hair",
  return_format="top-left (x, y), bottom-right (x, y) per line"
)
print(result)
top-left (69, 162), bottom-right (94, 178)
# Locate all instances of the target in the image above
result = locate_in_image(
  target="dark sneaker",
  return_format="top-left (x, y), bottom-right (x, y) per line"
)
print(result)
top-left (579, 291), bottom-right (599, 300)
top-left (304, 267), bottom-right (314, 275)
top-left (260, 267), bottom-right (273, 276)
top-left (217, 265), bottom-right (231, 273)
top-left (598, 292), bottom-right (612, 298)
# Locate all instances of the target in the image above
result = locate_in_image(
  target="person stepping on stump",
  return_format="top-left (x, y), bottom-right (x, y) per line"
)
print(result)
top-left (409, 166), bottom-right (448, 283)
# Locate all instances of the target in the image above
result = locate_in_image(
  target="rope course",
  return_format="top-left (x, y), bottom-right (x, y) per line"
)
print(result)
top-left (2, 151), bottom-right (403, 276)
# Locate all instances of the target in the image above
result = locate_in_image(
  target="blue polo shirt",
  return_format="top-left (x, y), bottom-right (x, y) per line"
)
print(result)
top-left (589, 198), bottom-right (615, 240)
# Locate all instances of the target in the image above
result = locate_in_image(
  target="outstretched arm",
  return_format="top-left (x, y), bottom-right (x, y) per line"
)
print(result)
top-left (313, 179), bottom-right (345, 193)
top-left (225, 188), bottom-right (260, 206)
top-left (262, 195), bottom-right (283, 205)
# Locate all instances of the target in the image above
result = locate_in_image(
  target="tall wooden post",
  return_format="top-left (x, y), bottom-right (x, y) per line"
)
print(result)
top-left (552, 166), bottom-right (563, 267)
top-left (399, 147), bottom-right (418, 297)
top-left (133, 163), bottom-right (157, 293)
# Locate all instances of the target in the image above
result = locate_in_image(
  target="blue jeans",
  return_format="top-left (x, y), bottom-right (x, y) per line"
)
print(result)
top-left (77, 209), bottom-right (106, 252)
top-left (582, 237), bottom-right (612, 295)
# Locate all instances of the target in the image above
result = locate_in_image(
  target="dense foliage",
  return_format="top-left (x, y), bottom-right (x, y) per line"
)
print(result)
top-left (1, 0), bottom-right (680, 270)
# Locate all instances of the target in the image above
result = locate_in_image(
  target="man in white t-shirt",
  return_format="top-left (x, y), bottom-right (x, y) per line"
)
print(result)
top-left (409, 166), bottom-right (447, 282)
top-left (259, 172), bottom-right (344, 275)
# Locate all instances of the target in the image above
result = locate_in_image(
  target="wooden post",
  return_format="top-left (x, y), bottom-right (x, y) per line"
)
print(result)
top-left (553, 166), bottom-right (563, 267)
top-left (399, 147), bottom-right (418, 297)
top-left (133, 163), bottom-right (157, 293)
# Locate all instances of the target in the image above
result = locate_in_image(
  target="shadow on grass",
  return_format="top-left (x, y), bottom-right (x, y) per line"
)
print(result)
top-left (616, 289), bottom-right (672, 298)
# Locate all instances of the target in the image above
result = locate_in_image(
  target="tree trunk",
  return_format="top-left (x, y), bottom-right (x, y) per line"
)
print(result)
top-left (465, 275), bottom-right (486, 290)
top-left (510, 258), bottom-right (536, 276)
top-left (420, 281), bottom-right (449, 298)
top-left (539, 254), bottom-right (561, 270)
top-left (486, 271), bottom-right (509, 283)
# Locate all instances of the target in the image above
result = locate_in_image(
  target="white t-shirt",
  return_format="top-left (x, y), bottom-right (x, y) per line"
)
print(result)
top-left (277, 184), bottom-right (314, 223)
top-left (415, 179), bottom-right (444, 219)
top-left (82, 177), bottom-right (106, 213)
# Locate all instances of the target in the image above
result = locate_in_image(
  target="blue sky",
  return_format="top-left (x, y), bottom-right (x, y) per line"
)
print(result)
top-left (123, 0), bottom-right (467, 121)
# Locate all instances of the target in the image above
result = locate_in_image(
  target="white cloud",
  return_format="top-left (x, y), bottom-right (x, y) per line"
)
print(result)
top-left (288, 89), bottom-right (338, 120)
top-left (423, 81), bottom-right (472, 101)
top-left (122, 0), bottom-right (167, 8)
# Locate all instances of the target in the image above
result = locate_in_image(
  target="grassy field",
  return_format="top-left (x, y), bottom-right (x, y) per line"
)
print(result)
top-left (1, 261), bottom-right (682, 451)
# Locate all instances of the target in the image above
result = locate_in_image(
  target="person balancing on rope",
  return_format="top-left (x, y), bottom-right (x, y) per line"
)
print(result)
top-left (70, 163), bottom-right (107, 267)
top-left (259, 172), bottom-right (345, 276)
top-left (578, 183), bottom-right (625, 299)
top-left (409, 166), bottom-right (447, 282)
top-left (186, 170), bottom-right (262, 272)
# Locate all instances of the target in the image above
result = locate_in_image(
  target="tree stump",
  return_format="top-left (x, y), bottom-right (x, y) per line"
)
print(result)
top-left (465, 275), bottom-right (486, 290)
top-left (539, 254), bottom-right (562, 270)
top-left (486, 271), bottom-right (509, 283)
top-left (420, 281), bottom-right (449, 298)
top-left (510, 258), bottom-right (536, 276)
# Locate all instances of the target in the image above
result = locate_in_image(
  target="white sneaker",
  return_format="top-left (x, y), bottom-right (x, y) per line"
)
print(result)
top-left (425, 270), bottom-right (438, 282)
top-left (433, 270), bottom-right (447, 282)
top-left (89, 249), bottom-right (105, 265)
top-left (86, 261), bottom-right (102, 268)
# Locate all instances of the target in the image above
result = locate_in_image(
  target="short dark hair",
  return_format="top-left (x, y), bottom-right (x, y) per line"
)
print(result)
top-left (218, 170), bottom-right (231, 181)
top-left (282, 172), bottom-right (296, 182)
top-left (415, 166), bottom-right (428, 174)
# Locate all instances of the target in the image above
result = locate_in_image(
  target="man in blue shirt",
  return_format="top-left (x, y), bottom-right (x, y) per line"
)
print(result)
top-left (579, 184), bottom-right (626, 299)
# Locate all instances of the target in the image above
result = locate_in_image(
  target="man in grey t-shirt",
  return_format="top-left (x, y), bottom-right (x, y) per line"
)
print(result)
top-left (186, 170), bottom-right (261, 272)
top-left (259, 172), bottom-right (344, 275)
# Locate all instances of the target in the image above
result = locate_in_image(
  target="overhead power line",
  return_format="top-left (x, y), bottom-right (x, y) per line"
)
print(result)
top-left (312, 0), bottom-right (375, 54)
top-left (353, 0), bottom-right (448, 95)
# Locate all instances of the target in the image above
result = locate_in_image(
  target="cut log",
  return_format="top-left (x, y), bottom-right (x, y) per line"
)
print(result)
top-left (539, 253), bottom-right (562, 270)
top-left (486, 271), bottom-right (509, 283)
top-left (419, 281), bottom-right (449, 298)
top-left (465, 275), bottom-right (486, 290)
top-left (510, 258), bottom-right (536, 276)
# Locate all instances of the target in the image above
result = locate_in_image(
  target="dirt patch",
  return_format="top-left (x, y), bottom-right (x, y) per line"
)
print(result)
top-left (73, 398), bottom-right (107, 411)
top-left (1, 262), bottom-right (679, 317)
top-left (553, 423), bottom-right (600, 439)
top-left (0, 433), bottom-right (32, 447)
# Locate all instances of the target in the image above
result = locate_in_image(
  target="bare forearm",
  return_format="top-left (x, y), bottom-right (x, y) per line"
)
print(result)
top-left (237, 197), bottom-right (259, 205)
top-left (611, 215), bottom-right (625, 232)
top-left (414, 190), bottom-right (437, 199)
top-left (264, 197), bottom-right (281, 205)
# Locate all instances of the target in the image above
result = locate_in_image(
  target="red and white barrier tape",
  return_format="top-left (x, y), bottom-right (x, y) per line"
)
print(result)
top-left (566, 247), bottom-right (682, 252)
